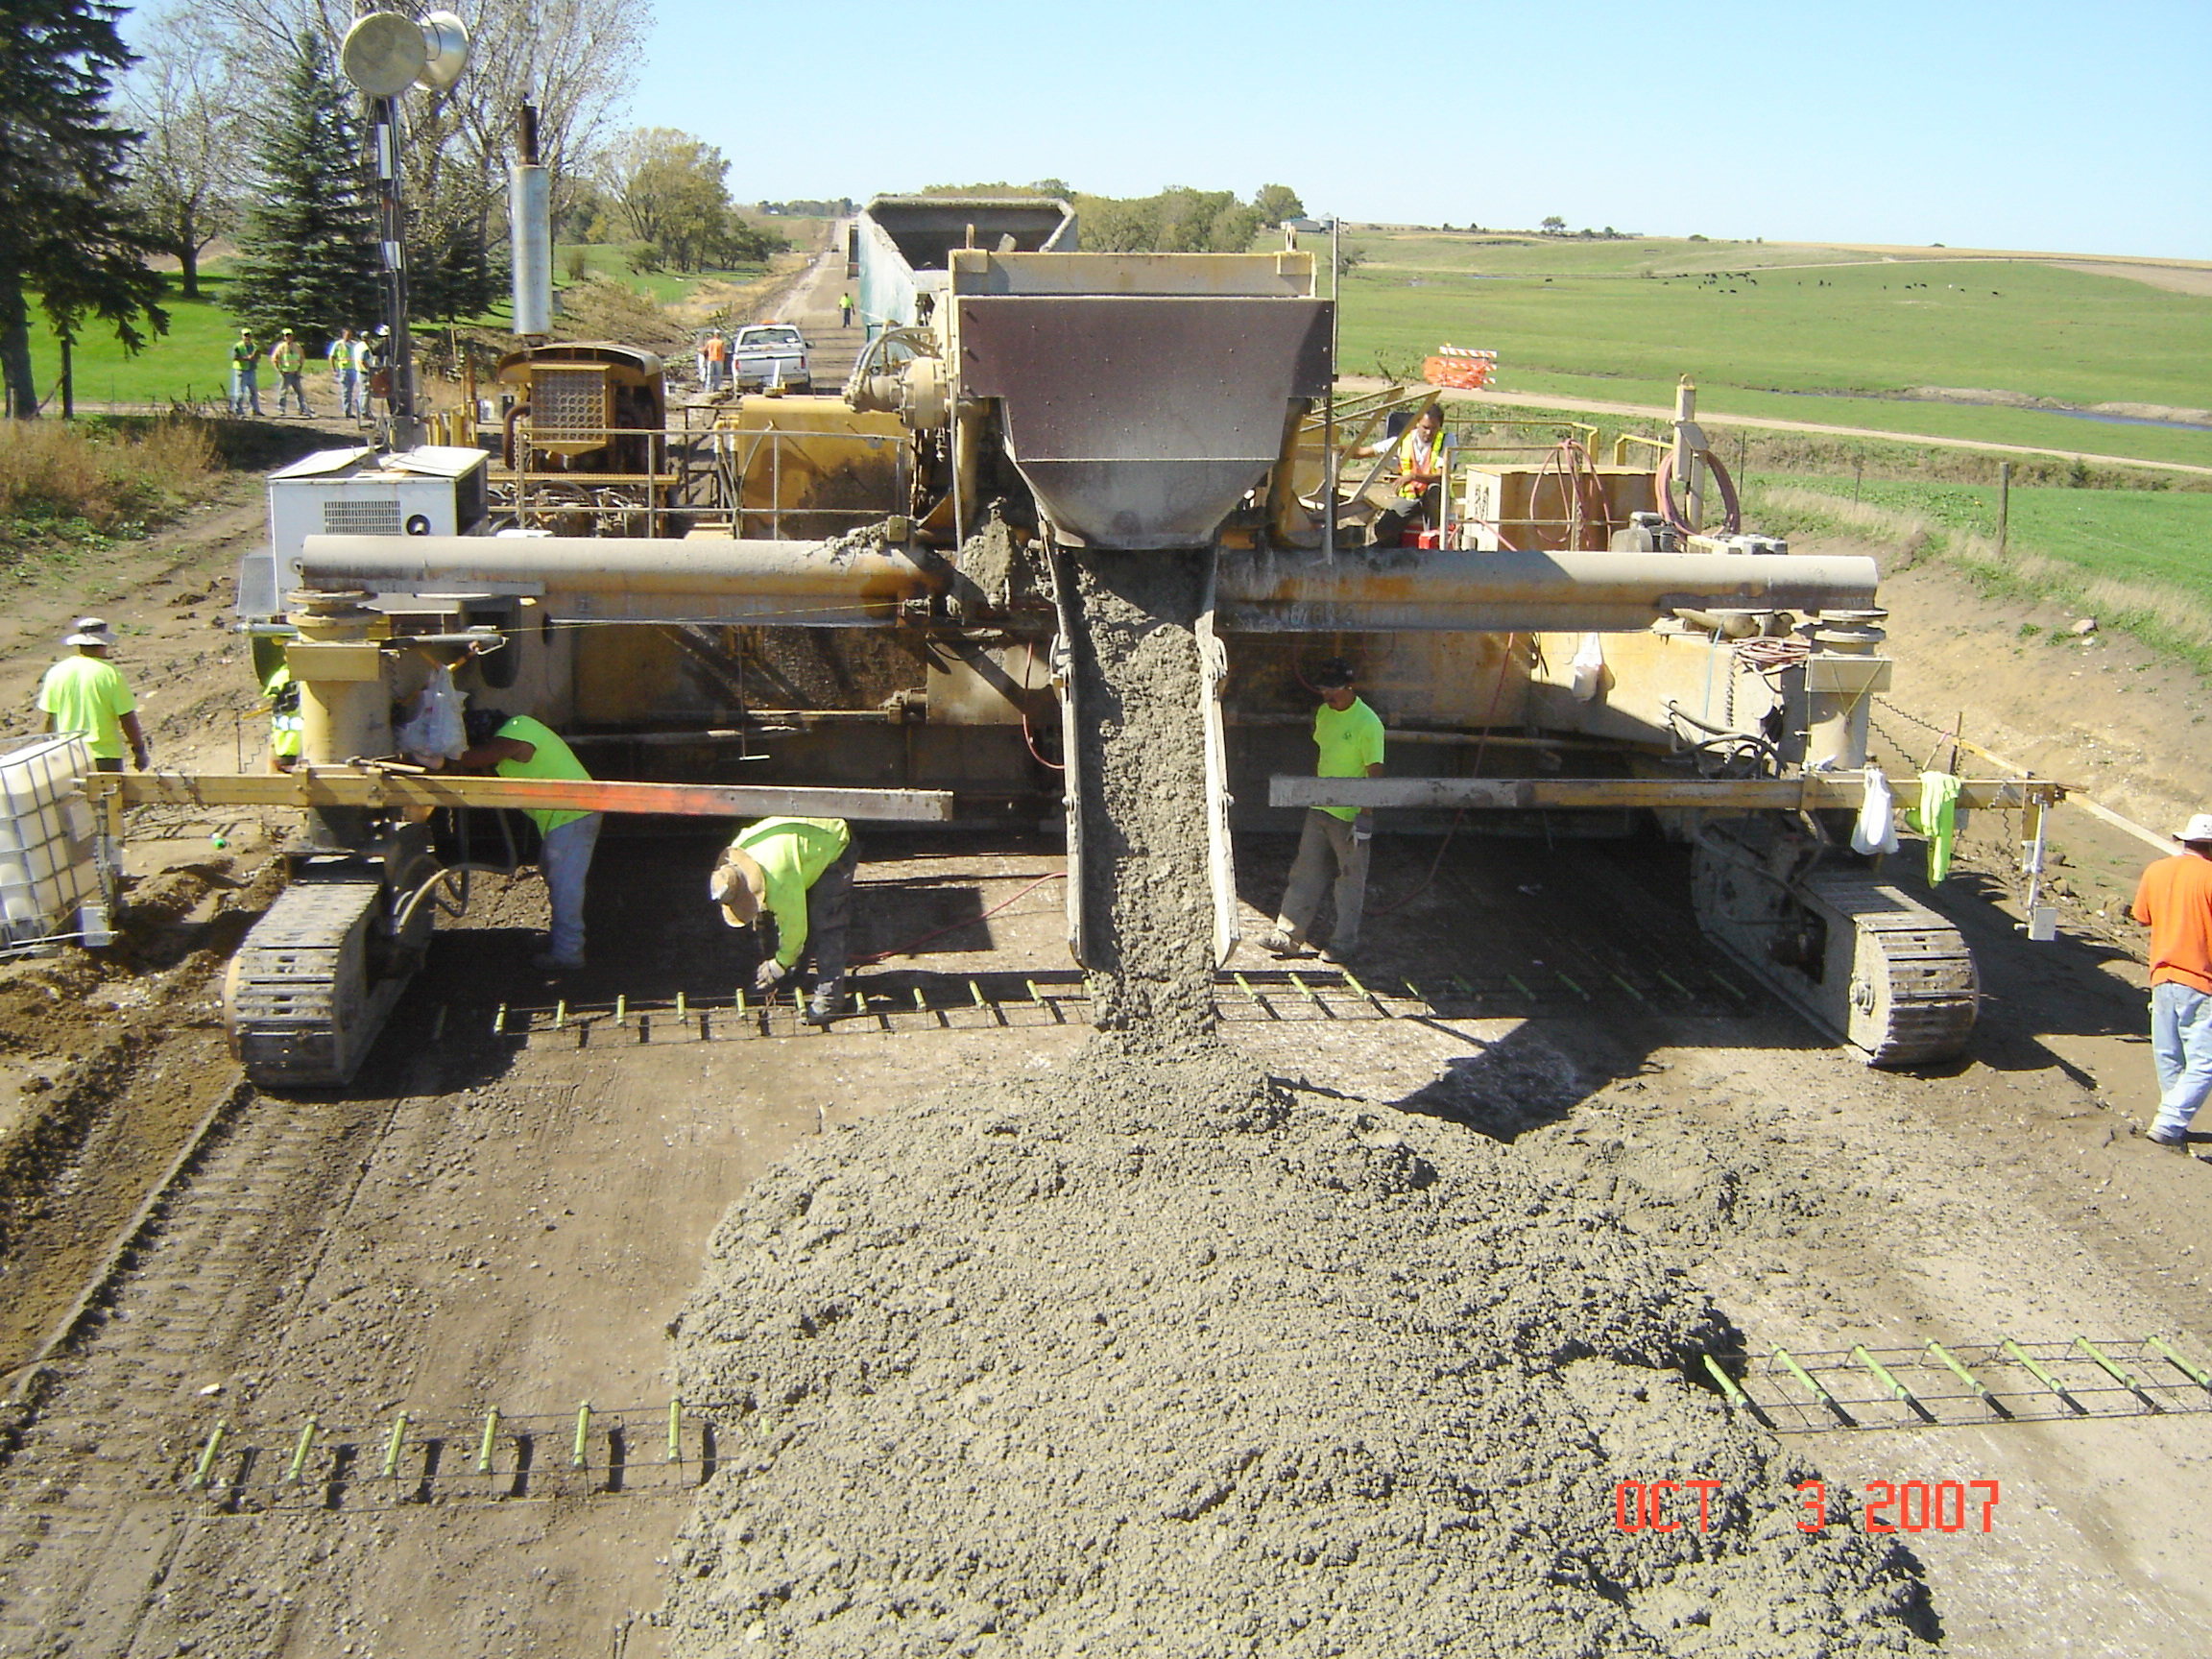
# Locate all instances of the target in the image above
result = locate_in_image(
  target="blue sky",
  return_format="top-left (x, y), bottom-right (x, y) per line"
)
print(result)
top-left (634, 0), bottom-right (2211, 259)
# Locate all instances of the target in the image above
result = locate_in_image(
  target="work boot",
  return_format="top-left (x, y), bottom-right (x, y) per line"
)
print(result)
top-left (803, 980), bottom-right (846, 1026)
top-left (1259, 930), bottom-right (1310, 958)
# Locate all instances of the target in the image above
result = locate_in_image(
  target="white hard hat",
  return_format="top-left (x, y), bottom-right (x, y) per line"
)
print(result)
top-left (64, 633), bottom-right (106, 648)
top-left (73, 615), bottom-right (109, 635)
top-left (2176, 812), bottom-right (2212, 844)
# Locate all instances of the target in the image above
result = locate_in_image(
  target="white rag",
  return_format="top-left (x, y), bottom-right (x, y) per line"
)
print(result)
top-left (1850, 764), bottom-right (1901, 855)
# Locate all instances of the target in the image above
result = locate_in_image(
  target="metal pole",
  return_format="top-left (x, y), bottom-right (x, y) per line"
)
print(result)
top-left (375, 96), bottom-right (419, 450)
top-left (1325, 216), bottom-right (1339, 562)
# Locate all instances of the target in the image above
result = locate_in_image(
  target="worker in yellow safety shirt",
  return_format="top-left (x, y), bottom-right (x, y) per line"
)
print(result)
top-left (1260, 657), bottom-right (1383, 964)
top-left (709, 817), bottom-right (856, 1025)
top-left (461, 707), bottom-right (601, 974)
top-left (1367, 402), bottom-right (1448, 547)
top-left (262, 659), bottom-right (303, 769)
top-left (37, 625), bottom-right (148, 772)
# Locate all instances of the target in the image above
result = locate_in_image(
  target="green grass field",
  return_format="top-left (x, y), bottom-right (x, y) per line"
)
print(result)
top-left (1325, 232), bottom-right (2212, 470)
top-left (1743, 472), bottom-right (2212, 669)
top-left (15, 240), bottom-right (797, 410)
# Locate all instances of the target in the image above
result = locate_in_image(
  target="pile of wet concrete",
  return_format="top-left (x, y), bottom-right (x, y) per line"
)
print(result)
top-left (660, 551), bottom-right (1934, 1655)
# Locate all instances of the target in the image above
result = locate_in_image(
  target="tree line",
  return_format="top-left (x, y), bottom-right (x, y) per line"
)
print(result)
top-left (920, 181), bottom-right (1307, 252)
top-left (0, 0), bottom-right (794, 416)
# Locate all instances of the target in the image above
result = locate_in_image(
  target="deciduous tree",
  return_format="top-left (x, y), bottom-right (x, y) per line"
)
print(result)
top-left (117, 8), bottom-right (247, 300)
top-left (1253, 183), bottom-right (1304, 228)
top-left (0, 0), bottom-right (168, 418)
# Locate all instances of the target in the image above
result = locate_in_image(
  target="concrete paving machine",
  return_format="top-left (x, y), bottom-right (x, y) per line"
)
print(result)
top-left (105, 192), bottom-right (2061, 1084)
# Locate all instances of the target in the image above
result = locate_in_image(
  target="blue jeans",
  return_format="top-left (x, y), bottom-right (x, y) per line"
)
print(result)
top-left (2152, 980), bottom-right (2212, 1137)
top-left (230, 367), bottom-right (261, 416)
top-left (539, 813), bottom-right (602, 964)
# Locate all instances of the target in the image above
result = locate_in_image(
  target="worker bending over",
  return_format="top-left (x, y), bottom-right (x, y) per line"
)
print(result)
top-left (38, 622), bottom-right (148, 772)
top-left (1261, 657), bottom-right (1384, 964)
top-left (461, 708), bottom-right (601, 974)
top-left (710, 817), bottom-right (856, 1026)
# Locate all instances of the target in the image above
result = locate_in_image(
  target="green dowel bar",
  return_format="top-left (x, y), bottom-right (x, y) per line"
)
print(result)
top-left (1701, 1355), bottom-right (1749, 1407)
top-left (970, 980), bottom-right (987, 1008)
top-left (667, 1397), bottom-right (684, 1463)
top-left (735, 988), bottom-right (748, 1016)
top-left (1451, 974), bottom-right (1474, 997)
top-left (477, 1407), bottom-right (500, 1475)
top-left (1609, 973), bottom-right (1646, 1002)
top-left (286, 1416), bottom-right (320, 1484)
top-left (1233, 973), bottom-right (1259, 1002)
top-left (572, 1403), bottom-right (592, 1470)
top-left (553, 999), bottom-right (566, 1031)
top-left (2000, 1337), bottom-right (2081, 1408)
top-left (1555, 972), bottom-right (1590, 1001)
top-left (675, 992), bottom-right (686, 1021)
top-left (430, 1005), bottom-right (447, 1042)
top-left (614, 995), bottom-right (626, 1023)
top-left (191, 1421), bottom-right (228, 1489)
top-left (1655, 969), bottom-right (1692, 997)
top-left (1025, 979), bottom-right (1044, 1006)
top-left (1400, 978), bottom-right (1424, 1003)
top-left (380, 1412), bottom-right (410, 1480)
top-left (1505, 973), bottom-right (1533, 998)
top-left (1771, 1346), bottom-right (1848, 1420)
top-left (1852, 1344), bottom-right (1916, 1407)
top-left (2073, 1336), bottom-right (2150, 1399)
top-left (2148, 1334), bottom-right (2212, 1389)
top-left (1924, 1339), bottom-right (1995, 1402)
top-left (493, 1004), bottom-right (507, 1036)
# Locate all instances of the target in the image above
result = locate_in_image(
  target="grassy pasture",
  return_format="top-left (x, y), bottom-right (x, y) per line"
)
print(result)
top-left (1745, 472), bottom-right (2212, 670)
top-left (14, 239), bottom-right (801, 411)
top-left (1327, 233), bottom-right (2212, 469)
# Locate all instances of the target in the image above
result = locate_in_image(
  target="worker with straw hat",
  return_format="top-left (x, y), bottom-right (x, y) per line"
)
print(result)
top-left (37, 625), bottom-right (148, 772)
top-left (709, 817), bottom-right (856, 1026)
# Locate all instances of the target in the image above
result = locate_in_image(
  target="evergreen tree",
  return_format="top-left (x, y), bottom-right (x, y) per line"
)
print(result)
top-left (0, 0), bottom-right (169, 419)
top-left (228, 29), bottom-right (380, 351)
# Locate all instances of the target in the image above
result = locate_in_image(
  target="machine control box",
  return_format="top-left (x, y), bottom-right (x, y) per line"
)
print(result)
top-left (238, 445), bottom-right (492, 622)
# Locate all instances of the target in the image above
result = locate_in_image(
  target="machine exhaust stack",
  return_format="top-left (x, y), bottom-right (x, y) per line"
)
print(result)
top-left (510, 101), bottom-right (552, 340)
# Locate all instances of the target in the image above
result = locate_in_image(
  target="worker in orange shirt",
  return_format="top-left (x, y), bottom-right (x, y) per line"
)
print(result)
top-left (2132, 811), bottom-right (2212, 1151)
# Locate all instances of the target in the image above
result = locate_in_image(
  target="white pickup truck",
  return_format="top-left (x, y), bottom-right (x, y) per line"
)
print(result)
top-left (731, 325), bottom-right (811, 394)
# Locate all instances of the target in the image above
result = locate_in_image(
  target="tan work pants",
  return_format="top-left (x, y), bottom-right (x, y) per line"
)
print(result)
top-left (1273, 807), bottom-right (1370, 951)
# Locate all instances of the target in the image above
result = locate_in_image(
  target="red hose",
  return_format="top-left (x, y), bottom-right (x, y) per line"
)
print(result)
top-left (1653, 445), bottom-right (1742, 535)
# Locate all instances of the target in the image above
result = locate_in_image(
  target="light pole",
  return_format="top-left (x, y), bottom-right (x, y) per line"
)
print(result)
top-left (338, 10), bottom-right (470, 451)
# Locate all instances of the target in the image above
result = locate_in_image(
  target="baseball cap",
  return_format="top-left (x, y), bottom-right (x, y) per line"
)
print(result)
top-left (1311, 657), bottom-right (1356, 689)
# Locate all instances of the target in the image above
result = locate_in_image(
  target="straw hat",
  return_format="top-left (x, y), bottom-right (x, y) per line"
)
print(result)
top-left (709, 847), bottom-right (767, 926)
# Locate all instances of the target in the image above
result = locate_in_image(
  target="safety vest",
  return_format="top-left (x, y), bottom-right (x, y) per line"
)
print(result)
top-left (272, 342), bottom-right (305, 373)
top-left (1397, 425), bottom-right (1447, 498)
top-left (265, 663), bottom-right (303, 757)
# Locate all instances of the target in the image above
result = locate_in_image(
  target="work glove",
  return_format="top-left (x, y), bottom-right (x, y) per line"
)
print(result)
top-left (753, 957), bottom-right (787, 993)
top-left (1353, 810), bottom-right (1374, 844)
